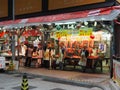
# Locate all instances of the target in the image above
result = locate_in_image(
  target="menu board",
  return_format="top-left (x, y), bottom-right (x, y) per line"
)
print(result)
top-left (49, 0), bottom-right (105, 10)
top-left (15, 0), bottom-right (42, 15)
top-left (0, 0), bottom-right (8, 18)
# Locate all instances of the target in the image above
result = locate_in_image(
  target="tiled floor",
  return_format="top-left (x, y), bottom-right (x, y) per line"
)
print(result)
top-left (11, 66), bottom-right (113, 90)
top-left (18, 66), bottom-right (110, 83)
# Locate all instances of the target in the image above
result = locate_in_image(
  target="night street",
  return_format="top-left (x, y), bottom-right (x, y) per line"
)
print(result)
top-left (0, 72), bottom-right (102, 90)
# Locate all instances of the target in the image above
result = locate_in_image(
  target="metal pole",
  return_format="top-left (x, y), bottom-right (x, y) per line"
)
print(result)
top-left (12, 0), bottom-right (15, 21)
top-left (11, 35), bottom-right (15, 61)
top-left (110, 21), bottom-right (114, 78)
top-left (12, 0), bottom-right (15, 61)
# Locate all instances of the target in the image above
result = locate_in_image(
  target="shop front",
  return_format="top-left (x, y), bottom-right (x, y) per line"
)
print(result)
top-left (0, 5), bottom-right (120, 85)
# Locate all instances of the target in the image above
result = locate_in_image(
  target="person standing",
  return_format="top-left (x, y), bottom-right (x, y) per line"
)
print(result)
top-left (19, 42), bottom-right (27, 66)
top-left (55, 43), bottom-right (65, 70)
top-left (36, 43), bottom-right (43, 67)
top-left (25, 44), bottom-right (33, 67)
top-left (43, 42), bottom-right (51, 68)
top-left (79, 46), bottom-right (89, 66)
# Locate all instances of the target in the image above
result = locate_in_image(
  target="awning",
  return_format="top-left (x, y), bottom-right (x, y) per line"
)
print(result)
top-left (0, 5), bottom-right (120, 27)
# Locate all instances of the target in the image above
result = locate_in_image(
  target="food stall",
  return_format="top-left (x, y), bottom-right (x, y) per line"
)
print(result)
top-left (48, 22), bottom-right (111, 71)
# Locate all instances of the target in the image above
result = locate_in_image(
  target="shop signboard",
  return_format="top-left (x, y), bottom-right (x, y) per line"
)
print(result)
top-left (15, 0), bottom-right (42, 15)
top-left (0, 0), bottom-right (8, 18)
top-left (49, 0), bottom-right (105, 10)
top-left (113, 60), bottom-right (120, 86)
top-left (55, 30), bottom-right (69, 38)
top-left (79, 28), bottom-right (93, 36)
top-left (55, 28), bottom-right (93, 38)
top-left (0, 57), bottom-right (5, 69)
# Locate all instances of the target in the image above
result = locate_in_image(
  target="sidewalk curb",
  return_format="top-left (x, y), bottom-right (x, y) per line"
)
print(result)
top-left (5, 70), bottom-right (106, 90)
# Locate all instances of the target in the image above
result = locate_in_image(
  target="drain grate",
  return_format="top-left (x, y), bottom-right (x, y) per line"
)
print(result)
top-left (50, 88), bottom-right (66, 90)
top-left (12, 86), bottom-right (37, 90)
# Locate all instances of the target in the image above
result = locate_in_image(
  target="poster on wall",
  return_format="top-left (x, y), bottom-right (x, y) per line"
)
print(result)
top-left (0, 0), bottom-right (8, 18)
top-left (15, 0), bottom-right (42, 15)
top-left (49, 0), bottom-right (105, 10)
top-left (0, 57), bottom-right (5, 69)
top-left (113, 60), bottom-right (120, 86)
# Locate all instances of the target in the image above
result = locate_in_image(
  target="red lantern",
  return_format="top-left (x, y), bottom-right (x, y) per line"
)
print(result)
top-left (90, 35), bottom-right (95, 39)
top-left (0, 32), bottom-right (5, 38)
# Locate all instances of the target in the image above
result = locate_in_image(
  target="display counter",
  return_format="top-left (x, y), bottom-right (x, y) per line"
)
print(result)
top-left (63, 55), bottom-right (106, 72)
top-left (63, 55), bottom-right (81, 69)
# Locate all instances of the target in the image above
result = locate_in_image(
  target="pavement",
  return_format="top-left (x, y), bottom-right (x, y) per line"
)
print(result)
top-left (5, 67), bottom-right (120, 90)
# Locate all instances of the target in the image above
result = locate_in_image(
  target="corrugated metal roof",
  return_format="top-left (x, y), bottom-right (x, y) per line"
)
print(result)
top-left (1, 10), bottom-right (120, 29)
top-left (54, 10), bottom-right (120, 23)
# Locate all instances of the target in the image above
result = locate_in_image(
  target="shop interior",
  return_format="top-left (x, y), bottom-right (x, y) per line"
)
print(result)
top-left (0, 20), bottom-right (112, 73)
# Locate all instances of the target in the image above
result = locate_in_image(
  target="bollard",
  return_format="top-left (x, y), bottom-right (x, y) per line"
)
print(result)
top-left (21, 73), bottom-right (29, 90)
top-left (8, 60), bottom-right (14, 70)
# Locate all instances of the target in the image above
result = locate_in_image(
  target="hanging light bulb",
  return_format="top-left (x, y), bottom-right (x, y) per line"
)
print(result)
top-left (3, 29), bottom-right (6, 32)
top-left (84, 21), bottom-right (88, 26)
top-left (94, 21), bottom-right (97, 26)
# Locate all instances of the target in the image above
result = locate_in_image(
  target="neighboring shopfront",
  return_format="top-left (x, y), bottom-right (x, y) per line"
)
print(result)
top-left (112, 18), bottom-right (120, 87)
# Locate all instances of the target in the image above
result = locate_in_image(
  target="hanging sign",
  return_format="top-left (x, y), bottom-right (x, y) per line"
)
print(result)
top-left (49, 0), bottom-right (105, 10)
top-left (15, 0), bottom-right (42, 15)
top-left (79, 28), bottom-right (93, 36)
top-left (55, 28), bottom-right (93, 38)
top-left (55, 30), bottom-right (68, 38)
top-left (0, 0), bottom-right (8, 18)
